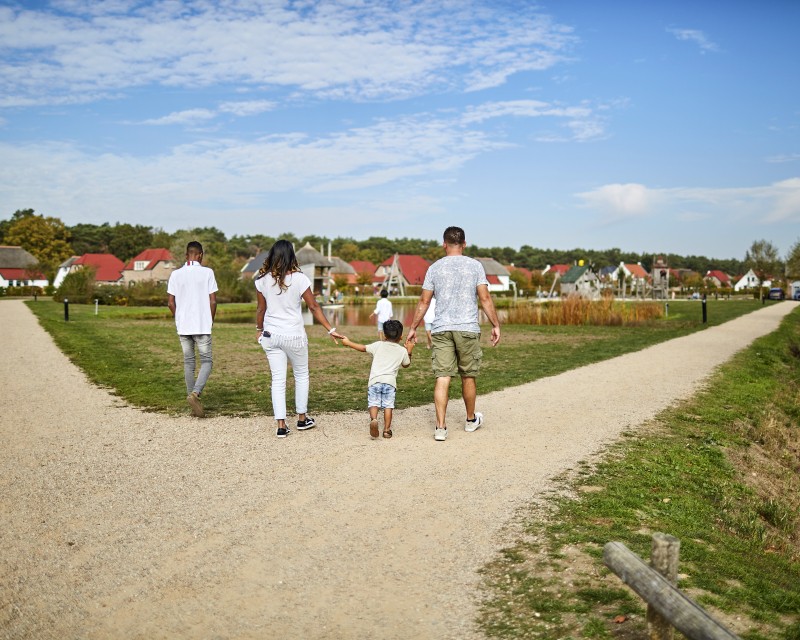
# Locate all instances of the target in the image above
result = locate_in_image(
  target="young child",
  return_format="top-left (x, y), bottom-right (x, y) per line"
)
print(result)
top-left (368, 289), bottom-right (393, 340)
top-left (341, 319), bottom-right (413, 439)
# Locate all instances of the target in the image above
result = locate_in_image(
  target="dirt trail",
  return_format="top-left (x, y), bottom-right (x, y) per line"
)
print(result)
top-left (0, 299), bottom-right (794, 639)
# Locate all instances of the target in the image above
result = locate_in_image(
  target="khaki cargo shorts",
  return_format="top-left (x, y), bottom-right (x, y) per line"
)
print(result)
top-left (431, 331), bottom-right (482, 378)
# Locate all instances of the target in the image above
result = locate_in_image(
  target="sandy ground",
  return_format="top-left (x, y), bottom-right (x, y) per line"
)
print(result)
top-left (0, 299), bottom-right (795, 639)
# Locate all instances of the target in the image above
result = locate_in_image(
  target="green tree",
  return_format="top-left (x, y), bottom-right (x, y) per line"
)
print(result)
top-left (109, 223), bottom-right (154, 261)
top-left (508, 269), bottom-right (531, 293)
top-left (69, 222), bottom-right (114, 255)
top-left (745, 239), bottom-right (782, 300)
top-left (785, 238), bottom-right (800, 281)
top-left (5, 213), bottom-right (73, 280)
top-left (0, 208), bottom-right (35, 244)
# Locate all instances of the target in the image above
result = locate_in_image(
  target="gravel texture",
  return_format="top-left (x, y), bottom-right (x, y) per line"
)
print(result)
top-left (0, 299), bottom-right (794, 639)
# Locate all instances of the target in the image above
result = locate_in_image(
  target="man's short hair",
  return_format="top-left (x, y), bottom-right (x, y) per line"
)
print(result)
top-left (443, 226), bottom-right (465, 245)
top-left (186, 241), bottom-right (203, 255)
top-left (383, 319), bottom-right (403, 341)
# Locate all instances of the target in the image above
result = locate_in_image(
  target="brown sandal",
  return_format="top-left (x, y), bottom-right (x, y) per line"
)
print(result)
top-left (369, 419), bottom-right (379, 439)
top-left (383, 429), bottom-right (392, 439)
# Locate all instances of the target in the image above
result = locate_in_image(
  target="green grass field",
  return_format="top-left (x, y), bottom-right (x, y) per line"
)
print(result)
top-left (478, 306), bottom-right (800, 639)
top-left (27, 298), bottom-right (767, 417)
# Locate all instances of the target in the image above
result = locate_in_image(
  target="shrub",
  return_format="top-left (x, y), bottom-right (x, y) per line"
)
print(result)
top-left (54, 268), bottom-right (96, 304)
top-left (126, 281), bottom-right (168, 307)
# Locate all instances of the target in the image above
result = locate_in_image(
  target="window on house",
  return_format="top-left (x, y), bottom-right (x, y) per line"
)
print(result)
top-left (134, 261), bottom-right (148, 271)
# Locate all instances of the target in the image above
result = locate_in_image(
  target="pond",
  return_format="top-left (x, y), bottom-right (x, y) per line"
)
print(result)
top-left (217, 302), bottom-right (503, 328)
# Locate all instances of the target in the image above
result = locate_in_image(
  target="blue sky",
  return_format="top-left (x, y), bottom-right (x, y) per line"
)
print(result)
top-left (1, 0), bottom-right (798, 260)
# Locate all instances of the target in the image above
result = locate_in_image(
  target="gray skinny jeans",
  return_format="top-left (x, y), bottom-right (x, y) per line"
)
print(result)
top-left (179, 334), bottom-right (213, 395)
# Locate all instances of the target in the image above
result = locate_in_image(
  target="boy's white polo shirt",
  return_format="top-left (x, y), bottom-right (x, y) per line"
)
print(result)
top-left (167, 261), bottom-right (218, 335)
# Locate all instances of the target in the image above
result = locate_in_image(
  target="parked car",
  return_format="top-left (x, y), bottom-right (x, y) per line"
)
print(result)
top-left (768, 287), bottom-right (786, 300)
top-left (793, 289), bottom-right (800, 301)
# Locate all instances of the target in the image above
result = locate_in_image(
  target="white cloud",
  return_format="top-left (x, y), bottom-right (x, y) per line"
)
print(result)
top-left (140, 108), bottom-right (216, 125)
top-left (577, 183), bottom-right (654, 219)
top-left (577, 179), bottom-right (800, 224)
top-left (766, 153), bottom-right (800, 164)
top-left (667, 28), bottom-right (720, 53)
top-left (0, 1), bottom-right (577, 106)
top-left (218, 100), bottom-right (276, 117)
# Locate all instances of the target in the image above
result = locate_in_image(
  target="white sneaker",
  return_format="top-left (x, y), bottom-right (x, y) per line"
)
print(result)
top-left (465, 412), bottom-right (484, 432)
top-left (434, 427), bottom-right (448, 441)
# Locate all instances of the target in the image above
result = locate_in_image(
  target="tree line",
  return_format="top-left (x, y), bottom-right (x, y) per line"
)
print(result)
top-left (2, 208), bottom-right (799, 285)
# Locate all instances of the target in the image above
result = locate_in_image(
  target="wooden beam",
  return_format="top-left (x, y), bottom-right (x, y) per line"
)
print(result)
top-left (603, 542), bottom-right (740, 640)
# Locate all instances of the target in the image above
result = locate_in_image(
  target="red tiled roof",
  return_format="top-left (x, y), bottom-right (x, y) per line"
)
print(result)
top-left (349, 260), bottom-right (376, 274)
top-left (74, 253), bottom-right (124, 282)
top-left (379, 255), bottom-right (431, 285)
top-left (705, 270), bottom-right (731, 284)
top-left (487, 274), bottom-right (502, 285)
top-left (625, 263), bottom-right (649, 278)
top-left (548, 264), bottom-right (571, 276)
top-left (124, 248), bottom-right (173, 271)
top-left (506, 265), bottom-right (532, 280)
top-left (0, 268), bottom-right (46, 280)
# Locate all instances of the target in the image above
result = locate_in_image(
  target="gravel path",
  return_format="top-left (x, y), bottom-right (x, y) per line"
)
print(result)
top-left (1, 299), bottom-right (794, 639)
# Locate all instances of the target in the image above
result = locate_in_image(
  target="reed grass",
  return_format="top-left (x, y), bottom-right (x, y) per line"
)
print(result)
top-left (506, 296), bottom-right (664, 326)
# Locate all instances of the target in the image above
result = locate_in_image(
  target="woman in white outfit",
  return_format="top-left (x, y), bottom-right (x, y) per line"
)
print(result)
top-left (255, 240), bottom-right (343, 438)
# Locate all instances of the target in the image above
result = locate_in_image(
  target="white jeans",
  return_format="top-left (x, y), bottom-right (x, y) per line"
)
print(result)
top-left (261, 337), bottom-right (310, 421)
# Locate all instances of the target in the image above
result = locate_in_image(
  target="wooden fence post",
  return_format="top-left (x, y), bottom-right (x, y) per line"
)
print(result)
top-left (603, 540), bottom-right (740, 640)
top-left (648, 533), bottom-right (681, 640)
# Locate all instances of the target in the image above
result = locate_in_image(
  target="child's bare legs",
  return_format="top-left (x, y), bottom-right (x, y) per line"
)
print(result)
top-left (383, 407), bottom-right (393, 437)
top-left (369, 406), bottom-right (379, 439)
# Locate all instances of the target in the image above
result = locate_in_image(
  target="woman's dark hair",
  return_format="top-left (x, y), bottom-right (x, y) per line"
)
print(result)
top-left (380, 289), bottom-right (389, 298)
top-left (256, 240), bottom-right (300, 292)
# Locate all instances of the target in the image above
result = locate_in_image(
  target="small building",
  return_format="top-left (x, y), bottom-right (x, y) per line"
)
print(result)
top-left (650, 256), bottom-right (670, 299)
top-left (374, 254), bottom-right (431, 291)
top-left (704, 270), bottom-right (732, 289)
top-left (295, 243), bottom-right (334, 296)
top-left (121, 248), bottom-right (174, 286)
top-left (559, 265), bottom-right (600, 299)
top-left (54, 253), bottom-right (124, 287)
top-left (349, 260), bottom-right (377, 279)
top-left (734, 269), bottom-right (760, 292)
top-left (0, 245), bottom-right (48, 288)
top-left (328, 256), bottom-right (357, 285)
top-left (543, 264), bottom-right (571, 278)
top-left (476, 257), bottom-right (511, 292)
top-left (613, 262), bottom-right (650, 297)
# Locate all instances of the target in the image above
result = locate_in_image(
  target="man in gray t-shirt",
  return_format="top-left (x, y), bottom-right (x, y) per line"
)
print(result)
top-left (407, 226), bottom-right (500, 442)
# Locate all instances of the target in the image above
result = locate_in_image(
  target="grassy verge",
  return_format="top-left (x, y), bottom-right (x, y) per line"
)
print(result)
top-left (478, 306), bottom-right (800, 639)
top-left (25, 299), bottom-right (771, 417)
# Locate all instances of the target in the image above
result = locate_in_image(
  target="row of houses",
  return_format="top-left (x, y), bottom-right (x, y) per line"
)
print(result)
top-left (0, 246), bottom-right (175, 289)
top-left (0, 244), bottom-right (787, 298)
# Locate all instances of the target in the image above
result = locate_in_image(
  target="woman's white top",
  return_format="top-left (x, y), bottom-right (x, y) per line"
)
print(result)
top-left (255, 271), bottom-right (312, 343)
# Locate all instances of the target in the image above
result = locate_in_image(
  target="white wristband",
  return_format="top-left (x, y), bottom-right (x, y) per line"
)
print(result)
top-left (328, 327), bottom-right (336, 334)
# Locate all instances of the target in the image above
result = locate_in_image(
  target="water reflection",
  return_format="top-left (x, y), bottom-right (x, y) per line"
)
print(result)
top-left (303, 304), bottom-right (505, 327)
top-left (303, 304), bottom-right (420, 328)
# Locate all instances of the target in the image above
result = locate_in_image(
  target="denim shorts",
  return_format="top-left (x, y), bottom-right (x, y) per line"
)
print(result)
top-left (368, 382), bottom-right (396, 409)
